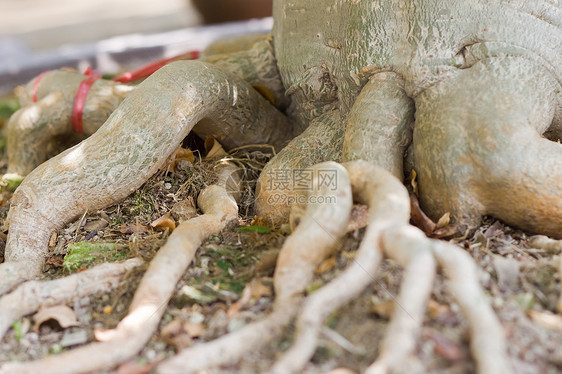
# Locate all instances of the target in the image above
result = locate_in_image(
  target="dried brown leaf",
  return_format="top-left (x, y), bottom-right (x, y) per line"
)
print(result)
top-left (424, 329), bottom-right (466, 360)
top-left (409, 194), bottom-right (435, 235)
top-left (45, 255), bottom-right (65, 267)
top-left (228, 278), bottom-right (272, 317)
top-left (118, 222), bottom-right (150, 234)
top-left (345, 204), bottom-right (369, 233)
top-left (527, 310), bottom-right (562, 332)
top-left (117, 360), bottom-right (157, 374)
top-left (162, 146), bottom-right (195, 173)
top-left (183, 322), bottom-right (205, 338)
top-left (435, 212), bottom-right (450, 230)
top-left (427, 299), bottom-right (450, 319)
top-left (255, 249), bottom-right (279, 276)
top-left (84, 219), bottom-right (109, 232)
top-left (33, 305), bottom-right (79, 332)
top-left (48, 232), bottom-right (58, 249)
top-left (150, 213), bottom-right (176, 232)
top-left (171, 197), bottom-right (198, 223)
top-left (315, 256), bottom-right (337, 274)
top-left (204, 137), bottom-right (227, 159)
top-left (161, 319), bottom-right (193, 349)
top-left (371, 300), bottom-right (395, 319)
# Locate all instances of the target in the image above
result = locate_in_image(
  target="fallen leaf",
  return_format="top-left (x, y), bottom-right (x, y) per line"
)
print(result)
top-left (248, 278), bottom-right (273, 299)
top-left (161, 319), bottom-right (193, 349)
top-left (183, 322), bottom-right (205, 338)
top-left (315, 256), bottom-right (337, 274)
top-left (171, 197), bottom-right (198, 223)
top-left (427, 299), bottom-right (450, 319)
top-left (371, 300), bottom-right (395, 319)
top-left (435, 212), bottom-right (450, 230)
top-left (204, 137), bottom-right (227, 158)
top-left (45, 255), bottom-right (65, 267)
top-left (227, 283), bottom-right (252, 317)
top-left (424, 329), bottom-right (466, 360)
top-left (33, 305), bottom-right (79, 332)
top-left (345, 204), bottom-right (369, 233)
top-left (163, 146), bottom-right (195, 174)
top-left (150, 213), bottom-right (176, 232)
top-left (227, 278), bottom-right (272, 317)
top-left (431, 223), bottom-right (460, 239)
top-left (527, 310), bottom-right (562, 332)
top-left (252, 85), bottom-right (276, 104)
top-left (48, 232), bottom-right (58, 249)
top-left (483, 220), bottom-right (504, 238)
top-left (254, 250), bottom-right (280, 275)
top-left (409, 169), bottom-right (418, 195)
top-left (117, 360), bottom-right (157, 374)
top-left (84, 219), bottom-right (109, 232)
top-left (409, 194), bottom-right (435, 235)
top-left (118, 222), bottom-right (150, 234)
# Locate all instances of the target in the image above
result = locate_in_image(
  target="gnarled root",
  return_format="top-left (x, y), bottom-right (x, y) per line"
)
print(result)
top-left (414, 57), bottom-right (561, 238)
top-left (156, 161), bottom-right (353, 374)
top-left (0, 164), bottom-right (240, 374)
top-left (0, 258), bottom-right (142, 339)
top-left (1, 58), bottom-right (292, 295)
top-left (268, 161), bottom-right (510, 374)
top-left (6, 36), bottom-right (288, 178)
top-left (7, 71), bottom-right (133, 176)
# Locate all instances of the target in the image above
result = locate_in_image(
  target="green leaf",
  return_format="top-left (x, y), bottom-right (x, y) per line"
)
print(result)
top-left (216, 260), bottom-right (231, 272)
top-left (12, 320), bottom-right (22, 340)
top-left (235, 225), bottom-right (272, 234)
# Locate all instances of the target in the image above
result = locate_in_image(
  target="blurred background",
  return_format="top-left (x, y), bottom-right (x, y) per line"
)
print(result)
top-left (0, 0), bottom-right (273, 94)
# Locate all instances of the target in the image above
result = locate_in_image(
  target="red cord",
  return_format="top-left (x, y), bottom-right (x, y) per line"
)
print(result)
top-left (71, 68), bottom-right (101, 133)
top-left (113, 50), bottom-right (200, 83)
top-left (31, 50), bottom-right (200, 133)
top-left (32, 71), bottom-right (50, 103)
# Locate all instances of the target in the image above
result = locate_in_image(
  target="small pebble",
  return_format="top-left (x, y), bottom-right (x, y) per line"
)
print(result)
top-left (60, 330), bottom-right (89, 347)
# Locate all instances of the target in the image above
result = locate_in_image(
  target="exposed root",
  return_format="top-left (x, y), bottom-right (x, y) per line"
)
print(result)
top-left (0, 258), bottom-right (142, 338)
top-left (365, 226), bottom-right (436, 374)
top-left (266, 161), bottom-right (509, 374)
top-left (156, 161), bottom-right (353, 374)
top-left (559, 257), bottom-right (562, 314)
top-left (0, 262), bottom-right (40, 296)
top-left (430, 241), bottom-right (511, 373)
top-left (0, 165), bottom-right (239, 374)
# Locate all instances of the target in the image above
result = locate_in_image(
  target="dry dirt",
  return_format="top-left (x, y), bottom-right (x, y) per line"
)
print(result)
top-left (0, 133), bottom-right (561, 374)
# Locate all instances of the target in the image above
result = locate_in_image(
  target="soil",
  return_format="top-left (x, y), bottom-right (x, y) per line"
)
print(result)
top-left (0, 131), bottom-right (561, 374)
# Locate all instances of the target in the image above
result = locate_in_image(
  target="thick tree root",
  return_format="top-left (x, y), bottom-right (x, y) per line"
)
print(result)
top-left (0, 167), bottom-right (239, 374)
top-left (156, 161), bottom-right (353, 374)
top-left (7, 71), bottom-right (133, 176)
top-left (0, 258), bottom-right (142, 339)
top-left (267, 161), bottom-right (510, 374)
top-left (2, 58), bottom-right (292, 299)
top-left (6, 37), bottom-right (288, 178)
